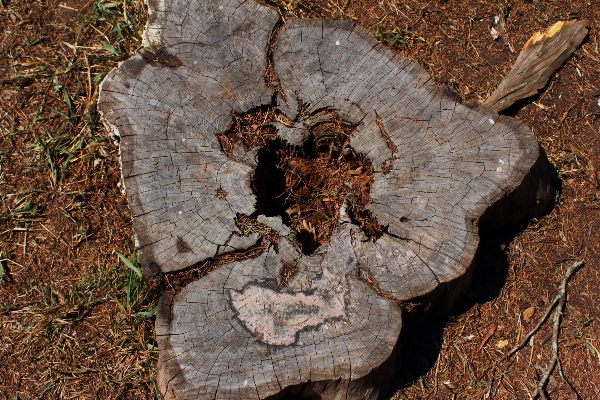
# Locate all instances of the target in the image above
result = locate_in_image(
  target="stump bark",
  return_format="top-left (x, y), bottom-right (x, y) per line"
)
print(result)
top-left (98, 1), bottom-right (556, 399)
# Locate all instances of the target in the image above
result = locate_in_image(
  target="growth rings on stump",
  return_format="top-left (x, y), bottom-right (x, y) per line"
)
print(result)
top-left (98, 0), bottom-right (553, 398)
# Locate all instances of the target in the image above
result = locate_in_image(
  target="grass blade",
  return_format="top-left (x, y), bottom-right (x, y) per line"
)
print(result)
top-left (101, 40), bottom-right (120, 56)
top-left (136, 305), bottom-right (158, 319)
top-left (117, 252), bottom-right (142, 279)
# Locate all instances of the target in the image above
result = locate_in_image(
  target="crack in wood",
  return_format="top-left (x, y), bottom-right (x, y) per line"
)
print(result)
top-left (373, 109), bottom-right (397, 154)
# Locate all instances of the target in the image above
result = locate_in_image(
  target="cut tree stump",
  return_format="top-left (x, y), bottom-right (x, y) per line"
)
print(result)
top-left (97, 1), bottom-right (579, 399)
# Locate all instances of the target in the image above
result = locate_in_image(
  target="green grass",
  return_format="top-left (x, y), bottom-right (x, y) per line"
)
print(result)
top-left (0, 0), bottom-right (155, 398)
top-left (70, 251), bottom-right (161, 320)
top-left (0, 254), bottom-right (5, 285)
top-left (12, 251), bottom-right (163, 398)
top-left (371, 22), bottom-right (408, 48)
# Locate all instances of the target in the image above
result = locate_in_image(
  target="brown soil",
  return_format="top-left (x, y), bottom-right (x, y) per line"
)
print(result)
top-left (1, 0), bottom-right (599, 399)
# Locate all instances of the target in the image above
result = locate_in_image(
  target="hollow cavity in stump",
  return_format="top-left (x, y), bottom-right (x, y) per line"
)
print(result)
top-left (220, 108), bottom-right (385, 255)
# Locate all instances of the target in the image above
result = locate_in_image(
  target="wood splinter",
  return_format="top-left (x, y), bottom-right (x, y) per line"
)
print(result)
top-left (483, 20), bottom-right (590, 113)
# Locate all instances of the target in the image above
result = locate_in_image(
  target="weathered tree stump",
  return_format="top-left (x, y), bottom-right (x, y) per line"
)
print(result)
top-left (98, 1), bottom-right (565, 399)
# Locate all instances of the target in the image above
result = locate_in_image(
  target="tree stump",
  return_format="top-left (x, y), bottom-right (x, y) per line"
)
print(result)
top-left (98, 1), bottom-right (555, 399)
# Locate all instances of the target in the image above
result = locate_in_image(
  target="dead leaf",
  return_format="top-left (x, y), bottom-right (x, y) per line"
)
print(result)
top-left (348, 166), bottom-right (363, 175)
top-left (286, 206), bottom-right (300, 215)
top-left (443, 380), bottom-right (457, 389)
top-left (478, 324), bottom-right (497, 351)
top-left (559, 231), bottom-right (567, 243)
top-left (496, 339), bottom-right (509, 349)
top-left (523, 306), bottom-right (535, 322)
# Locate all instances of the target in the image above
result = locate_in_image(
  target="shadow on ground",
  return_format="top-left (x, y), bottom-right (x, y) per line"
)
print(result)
top-left (390, 236), bottom-right (513, 393)
top-left (389, 155), bottom-right (562, 396)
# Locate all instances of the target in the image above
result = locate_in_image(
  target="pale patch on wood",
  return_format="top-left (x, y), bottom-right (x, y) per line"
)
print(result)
top-left (230, 285), bottom-right (345, 346)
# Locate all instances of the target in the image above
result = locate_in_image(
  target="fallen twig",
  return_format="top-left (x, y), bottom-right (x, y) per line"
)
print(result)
top-left (557, 357), bottom-right (582, 400)
top-left (507, 260), bottom-right (584, 358)
top-left (515, 260), bottom-right (584, 399)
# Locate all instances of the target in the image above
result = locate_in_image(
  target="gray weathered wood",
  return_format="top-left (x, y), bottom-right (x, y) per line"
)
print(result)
top-left (273, 19), bottom-right (542, 306)
top-left (483, 20), bottom-right (590, 113)
top-left (99, 2), bottom-right (553, 399)
top-left (156, 208), bottom-right (402, 399)
top-left (99, 0), bottom-right (279, 273)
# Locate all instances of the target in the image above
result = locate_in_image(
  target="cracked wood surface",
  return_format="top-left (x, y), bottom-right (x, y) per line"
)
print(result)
top-left (98, 0), bottom-right (552, 399)
top-left (156, 208), bottom-right (402, 399)
top-left (99, 0), bottom-right (278, 273)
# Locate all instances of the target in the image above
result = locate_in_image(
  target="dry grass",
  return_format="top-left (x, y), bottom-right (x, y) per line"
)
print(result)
top-left (1, 0), bottom-right (599, 399)
top-left (0, 0), bottom-right (160, 398)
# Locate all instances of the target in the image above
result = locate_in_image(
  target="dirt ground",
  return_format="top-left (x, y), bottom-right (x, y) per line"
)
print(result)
top-left (1, 0), bottom-right (599, 399)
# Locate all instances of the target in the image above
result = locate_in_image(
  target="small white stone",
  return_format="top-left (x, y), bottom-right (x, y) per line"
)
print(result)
top-left (597, 98), bottom-right (600, 107)
top-left (496, 167), bottom-right (503, 172)
top-left (488, 118), bottom-right (495, 125)
top-left (335, 40), bottom-right (340, 46)
top-left (218, 5), bottom-right (223, 9)
top-left (498, 159), bottom-right (504, 165)
top-left (178, 210), bottom-right (182, 215)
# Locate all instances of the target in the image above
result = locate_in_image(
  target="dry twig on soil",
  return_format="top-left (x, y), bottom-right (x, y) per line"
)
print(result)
top-left (506, 260), bottom-right (584, 399)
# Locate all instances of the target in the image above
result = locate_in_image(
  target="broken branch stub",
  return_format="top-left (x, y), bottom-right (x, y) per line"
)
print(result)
top-left (483, 20), bottom-right (590, 113)
top-left (98, 1), bottom-right (553, 399)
